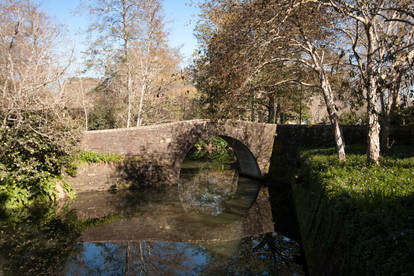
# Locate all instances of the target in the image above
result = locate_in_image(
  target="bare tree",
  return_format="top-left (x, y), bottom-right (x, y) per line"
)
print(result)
top-left (132, 0), bottom-right (168, 126)
top-left (0, 0), bottom-right (75, 140)
top-left (61, 76), bottom-right (99, 130)
top-left (279, 1), bottom-right (347, 161)
top-left (0, 0), bottom-right (81, 206)
top-left (130, 46), bottom-right (185, 125)
top-left (82, 0), bottom-right (173, 128)
top-left (82, 0), bottom-right (141, 128)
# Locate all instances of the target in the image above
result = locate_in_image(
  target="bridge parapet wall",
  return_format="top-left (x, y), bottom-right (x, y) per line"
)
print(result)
top-left (76, 120), bottom-right (276, 189)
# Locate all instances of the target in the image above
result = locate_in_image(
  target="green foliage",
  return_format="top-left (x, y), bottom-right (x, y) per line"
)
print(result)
top-left (0, 126), bottom-right (78, 209)
top-left (65, 164), bottom-right (78, 178)
top-left (300, 145), bottom-right (414, 274)
top-left (65, 151), bottom-right (124, 177)
top-left (339, 111), bottom-right (367, 125)
top-left (187, 137), bottom-right (235, 169)
top-left (78, 151), bottom-right (124, 164)
top-left (61, 179), bottom-right (76, 200)
top-left (391, 105), bottom-right (414, 126)
top-left (87, 90), bottom-right (126, 130)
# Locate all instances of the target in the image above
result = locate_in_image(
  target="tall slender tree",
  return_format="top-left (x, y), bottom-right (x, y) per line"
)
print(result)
top-left (82, 0), bottom-right (172, 128)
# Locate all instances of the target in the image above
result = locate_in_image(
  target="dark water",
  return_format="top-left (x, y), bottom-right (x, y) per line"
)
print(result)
top-left (0, 161), bottom-right (304, 275)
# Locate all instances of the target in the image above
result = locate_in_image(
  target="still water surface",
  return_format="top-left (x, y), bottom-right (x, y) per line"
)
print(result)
top-left (0, 161), bottom-right (303, 275)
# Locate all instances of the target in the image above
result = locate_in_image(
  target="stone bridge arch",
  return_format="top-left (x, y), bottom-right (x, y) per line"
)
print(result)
top-left (79, 120), bottom-right (276, 188)
top-left (171, 121), bottom-right (273, 178)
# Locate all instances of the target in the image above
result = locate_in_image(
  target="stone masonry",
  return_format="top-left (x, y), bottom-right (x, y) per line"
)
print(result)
top-left (70, 120), bottom-right (276, 191)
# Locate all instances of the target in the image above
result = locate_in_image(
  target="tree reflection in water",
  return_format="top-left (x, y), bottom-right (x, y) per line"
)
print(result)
top-left (179, 160), bottom-right (239, 216)
top-left (0, 159), bottom-right (304, 275)
top-left (61, 232), bottom-right (303, 275)
top-left (0, 204), bottom-right (82, 275)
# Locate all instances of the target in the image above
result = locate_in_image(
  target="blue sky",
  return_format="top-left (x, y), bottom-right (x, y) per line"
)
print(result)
top-left (36, 0), bottom-right (200, 71)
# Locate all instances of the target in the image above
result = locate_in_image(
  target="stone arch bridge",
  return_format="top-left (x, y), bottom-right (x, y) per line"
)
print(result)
top-left (76, 119), bottom-right (276, 190)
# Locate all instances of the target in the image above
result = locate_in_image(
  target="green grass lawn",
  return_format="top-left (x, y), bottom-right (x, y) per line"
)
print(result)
top-left (300, 145), bottom-right (414, 275)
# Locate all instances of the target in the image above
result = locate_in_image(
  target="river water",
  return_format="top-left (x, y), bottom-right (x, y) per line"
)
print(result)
top-left (0, 161), bottom-right (304, 275)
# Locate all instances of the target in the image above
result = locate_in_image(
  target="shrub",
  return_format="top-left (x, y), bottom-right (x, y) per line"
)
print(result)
top-left (0, 124), bottom-right (79, 209)
top-left (0, 110), bottom-right (81, 207)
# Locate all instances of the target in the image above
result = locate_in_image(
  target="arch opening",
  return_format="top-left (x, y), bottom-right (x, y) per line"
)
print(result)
top-left (178, 135), bottom-right (261, 216)
top-left (179, 136), bottom-right (239, 215)
top-left (218, 135), bottom-right (261, 178)
top-left (176, 134), bottom-right (262, 179)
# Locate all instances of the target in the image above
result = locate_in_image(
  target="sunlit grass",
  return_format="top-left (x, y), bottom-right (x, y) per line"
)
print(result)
top-left (65, 151), bottom-right (125, 177)
top-left (300, 145), bottom-right (414, 274)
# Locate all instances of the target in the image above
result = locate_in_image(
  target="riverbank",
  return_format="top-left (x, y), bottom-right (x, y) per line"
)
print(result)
top-left (294, 145), bottom-right (414, 275)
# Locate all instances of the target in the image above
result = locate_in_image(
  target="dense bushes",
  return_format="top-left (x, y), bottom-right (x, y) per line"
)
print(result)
top-left (0, 119), bottom-right (80, 209)
top-left (300, 146), bottom-right (414, 274)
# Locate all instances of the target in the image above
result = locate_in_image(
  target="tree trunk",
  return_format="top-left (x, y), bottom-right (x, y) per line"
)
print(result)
top-left (380, 75), bottom-right (400, 152)
top-left (136, 80), bottom-right (147, 126)
top-left (307, 43), bottom-right (346, 161)
top-left (250, 91), bottom-right (256, 122)
top-left (122, 0), bottom-right (132, 128)
top-left (366, 26), bottom-right (380, 164)
top-left (126, 65), bottom-right (132, 128)
top-left (81, 82), bottom-right (88, 131)
top-left (381, 115), bottom-right (391, 152)
top-left (136, 10), bottom-right (155, 127)
top-left (320, 71), bottom-right (346, 162)
top-left (366, 84), bottom-right (381, 164)
top-left (267, 93), bottom-right (275, 123)
top-left (275, 100), bottom-right (281, 124)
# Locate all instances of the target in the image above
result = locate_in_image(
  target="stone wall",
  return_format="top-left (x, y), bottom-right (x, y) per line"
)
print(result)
top-left (275, 124), bottom-right (413, 148)
top-left (69, 120), bottom-right (276, 191)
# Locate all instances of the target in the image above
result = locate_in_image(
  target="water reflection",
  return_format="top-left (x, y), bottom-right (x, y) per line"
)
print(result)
top-left (179, 161), bottom-right (239, 215)
top-left (0, 205), bottom-right (82, 275)
top-left (62, 233), bottom-right (302, 275)
top-left (0, 160), bottom-right (304, 275)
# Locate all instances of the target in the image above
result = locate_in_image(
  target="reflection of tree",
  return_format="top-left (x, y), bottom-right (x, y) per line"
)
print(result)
top-left (62, 232), bottom-right (304, 275)
top-left (0, 204), bottom-right (82, 275)
top-left (63, 241), bottom-right (194, 275)
top-left (179, 162), bottom-right (238, 215)
top-left (192, 233), bottom-right (304, 275)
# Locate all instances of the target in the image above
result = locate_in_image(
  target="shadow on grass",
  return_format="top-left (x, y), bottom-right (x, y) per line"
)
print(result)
top-left (297, 145), bottom-right (414, 275)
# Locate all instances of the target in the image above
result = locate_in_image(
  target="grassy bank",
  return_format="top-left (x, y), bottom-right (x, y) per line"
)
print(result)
top-left (299, 145), bottom-right (414, 275)
top-left (65, 151), bottom-right (124, 177)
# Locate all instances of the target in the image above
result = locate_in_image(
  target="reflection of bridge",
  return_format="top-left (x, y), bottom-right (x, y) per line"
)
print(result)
top-left (79, 120), bottom-right (276, 187)
top-left (73, 185), bottom-right (274, 243)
